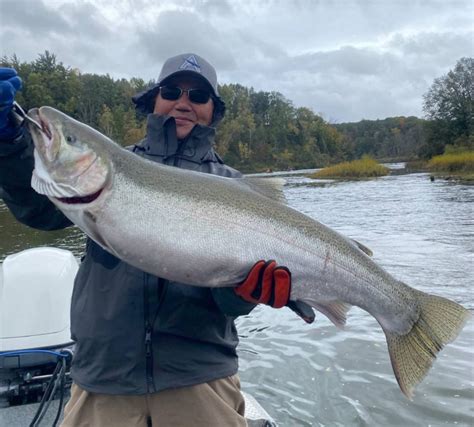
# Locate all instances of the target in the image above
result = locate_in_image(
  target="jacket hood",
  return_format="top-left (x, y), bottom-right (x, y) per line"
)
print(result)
top-left (135, 114), bottom-right (220, 164)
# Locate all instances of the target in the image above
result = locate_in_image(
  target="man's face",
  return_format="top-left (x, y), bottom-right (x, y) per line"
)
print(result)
top-left (153, 74), bottom-right (214, 139)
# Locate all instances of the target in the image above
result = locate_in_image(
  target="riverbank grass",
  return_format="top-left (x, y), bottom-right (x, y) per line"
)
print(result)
top-left (428, 151), bottom-right (474, 180)
top-left (310, 156), bottom-right (389, 179)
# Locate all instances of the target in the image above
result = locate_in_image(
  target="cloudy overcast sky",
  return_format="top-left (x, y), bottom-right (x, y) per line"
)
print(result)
top-left (0, 0), bottom-right (472, 122)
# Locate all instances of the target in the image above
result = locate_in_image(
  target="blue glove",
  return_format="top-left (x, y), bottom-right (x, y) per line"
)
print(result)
top-left (0, 67), bottom-right (23, 140)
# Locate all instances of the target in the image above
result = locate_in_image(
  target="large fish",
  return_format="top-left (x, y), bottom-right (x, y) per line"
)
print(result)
top-left (25, 106), bottom-right (470, 398)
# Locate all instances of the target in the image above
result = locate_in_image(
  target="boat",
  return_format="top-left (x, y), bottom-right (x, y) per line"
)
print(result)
top-left (0, 247), bottom-right (276, 426)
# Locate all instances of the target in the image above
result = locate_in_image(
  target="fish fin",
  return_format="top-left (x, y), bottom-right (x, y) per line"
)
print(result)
top-left (241, 177), bottom-right (287, 203)
top-left (309, 301), bottom-right (351, 328)
top-left (384, 290), bottom-right (471, 399)
top-left (287, 300), bottom-right (316, 324)
top-left (350, 239), bottom-right (373, 257)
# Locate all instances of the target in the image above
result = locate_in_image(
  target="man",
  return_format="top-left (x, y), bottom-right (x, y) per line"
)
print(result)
top-left (0, 54), bottom-right (297, 426)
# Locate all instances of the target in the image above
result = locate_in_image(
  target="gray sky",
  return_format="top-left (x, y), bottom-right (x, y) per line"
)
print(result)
top-left (0, 0), bottom-right (472, 122)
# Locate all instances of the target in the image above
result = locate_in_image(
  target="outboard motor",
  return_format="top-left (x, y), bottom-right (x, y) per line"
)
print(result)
top-left (0, 247), bottom-right (77, 407)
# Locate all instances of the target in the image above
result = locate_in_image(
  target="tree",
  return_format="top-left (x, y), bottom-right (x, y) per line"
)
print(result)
top-left (421, 57), bottom-right (473, 157)
top-left (4, 51), bottom-right (428, 171)
top-left (98, 104), bottom-right (114, 138)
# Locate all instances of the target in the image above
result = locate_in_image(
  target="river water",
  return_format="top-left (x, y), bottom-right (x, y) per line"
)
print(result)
top-left (0, 168), bottom-right (473, 426)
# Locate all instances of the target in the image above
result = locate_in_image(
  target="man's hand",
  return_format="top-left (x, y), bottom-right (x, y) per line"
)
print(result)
top-left (0, 67), bottom-right (22, 140)
top-left (235, 260), bottom-right (291, 308)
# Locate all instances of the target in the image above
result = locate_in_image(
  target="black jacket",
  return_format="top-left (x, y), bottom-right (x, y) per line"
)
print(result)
top-left (0, 114), bottom-right (256, 394)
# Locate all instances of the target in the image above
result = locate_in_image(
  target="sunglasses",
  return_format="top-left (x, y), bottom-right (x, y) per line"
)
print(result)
top-left (159, 85), bottom-right (213, 104)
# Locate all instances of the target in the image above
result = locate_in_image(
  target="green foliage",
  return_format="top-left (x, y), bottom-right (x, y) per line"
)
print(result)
top-left (310, 156), bottom-right (390, 179)
top-left (2, 52), bottom-right (352, 170)
top-left (216, 84), bottom-right (349, 171)
top-left (334, 116), bottom-right (427, 160)
top-left (421, 57), bottom-right (473, 158)
top-left (1, 51), bottom-right (147, 147)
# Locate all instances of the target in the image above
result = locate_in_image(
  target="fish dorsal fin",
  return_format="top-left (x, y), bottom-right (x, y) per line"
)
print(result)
top-left (241, 177), bottom-right (287, 203)
top-left (351, 239), bottom-right (373, 257)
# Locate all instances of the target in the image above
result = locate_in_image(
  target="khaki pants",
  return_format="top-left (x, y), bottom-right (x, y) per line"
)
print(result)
top-left (61, 376), bottom-right (247, 427)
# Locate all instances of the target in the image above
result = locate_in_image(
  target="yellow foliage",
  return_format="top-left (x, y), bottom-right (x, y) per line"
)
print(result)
top-left (124, 127), bottom-right (146, 146)
top-left (311, 156), bottom-right (389, 179)
top-left (428, 151), bottom-right (474, 172)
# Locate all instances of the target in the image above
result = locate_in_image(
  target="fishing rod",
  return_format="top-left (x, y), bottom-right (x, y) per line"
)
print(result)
top-left (11, 101), bottom-right (43, 131)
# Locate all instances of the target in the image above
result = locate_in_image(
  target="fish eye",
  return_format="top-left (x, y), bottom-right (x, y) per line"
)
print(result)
top-left (66, 135), bottom-right (76, 144)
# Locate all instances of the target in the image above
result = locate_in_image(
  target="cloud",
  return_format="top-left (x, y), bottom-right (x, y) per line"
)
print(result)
top-left (0, 0), bottom-right (472, 122)
top-left (58, 2), bottom-right (112, 39)
top-left (0, 0), bottom-right (72, 36)
top-left (199, 0), bottom-right (234, 16)
top-left (387, 31), bottom-right (473, 67)
top-left (220, 26), bottom-right (472, 121)
top-left (135, 9), bottom-right (236, 71)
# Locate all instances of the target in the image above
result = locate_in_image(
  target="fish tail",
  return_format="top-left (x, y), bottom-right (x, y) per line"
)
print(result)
top-left (384, 290), bottom-right (471, 399)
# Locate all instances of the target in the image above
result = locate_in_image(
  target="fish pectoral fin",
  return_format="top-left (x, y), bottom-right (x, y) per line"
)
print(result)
top-left (80, 211), bottom-right (117, 256)
top-left (384, 288), bottom-right (471, 399)
top-left (309, 300), bottom-right (351, 328)
top-left (287, 300), bottom-right (316, 324)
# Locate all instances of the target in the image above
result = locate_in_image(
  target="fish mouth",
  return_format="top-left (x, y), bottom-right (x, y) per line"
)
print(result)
top-left (38, 111), bottom-right (53, 140)
top-left (56, 188), bottom-right (103, 205)
top-left (27, 108), bottom-right (56, 163)
top-left (27, 108), bottom-right (53, 140)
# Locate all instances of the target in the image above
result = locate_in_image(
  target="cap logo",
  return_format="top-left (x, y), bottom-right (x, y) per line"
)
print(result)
top-left (179, 55), bottom-right (201, 73)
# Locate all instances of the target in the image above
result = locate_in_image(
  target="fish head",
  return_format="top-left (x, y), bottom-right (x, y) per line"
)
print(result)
top-left (27, 106), bottom-right (110, 204)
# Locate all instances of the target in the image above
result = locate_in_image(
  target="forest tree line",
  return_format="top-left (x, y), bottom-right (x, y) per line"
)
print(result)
top-left (1, 52), bottom-right (471, 172)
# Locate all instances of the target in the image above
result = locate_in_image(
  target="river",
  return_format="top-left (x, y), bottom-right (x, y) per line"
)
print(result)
top-left (1, 167), bottom-right (473, 426)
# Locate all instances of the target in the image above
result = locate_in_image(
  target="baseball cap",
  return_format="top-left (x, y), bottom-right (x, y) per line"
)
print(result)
top-left (158, 53), bottom-right (220, 96)
top-left (132, 53), bottom-right (225, 123)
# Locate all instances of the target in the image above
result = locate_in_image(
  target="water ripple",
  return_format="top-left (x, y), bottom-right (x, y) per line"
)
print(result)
top-left (238, 172), bottom-right (474, 426)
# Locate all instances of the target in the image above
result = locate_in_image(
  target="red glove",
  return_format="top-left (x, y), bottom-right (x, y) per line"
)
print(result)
top-left (235, 260), bottom-right (291, 308)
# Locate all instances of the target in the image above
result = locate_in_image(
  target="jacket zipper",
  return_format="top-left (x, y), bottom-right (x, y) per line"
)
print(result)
top-left (144, 276), bottom-right (167, 393)
top-left (145, 321), bottom-right (154, 392)
top-left (143, 274), bottom-right (156, 393)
